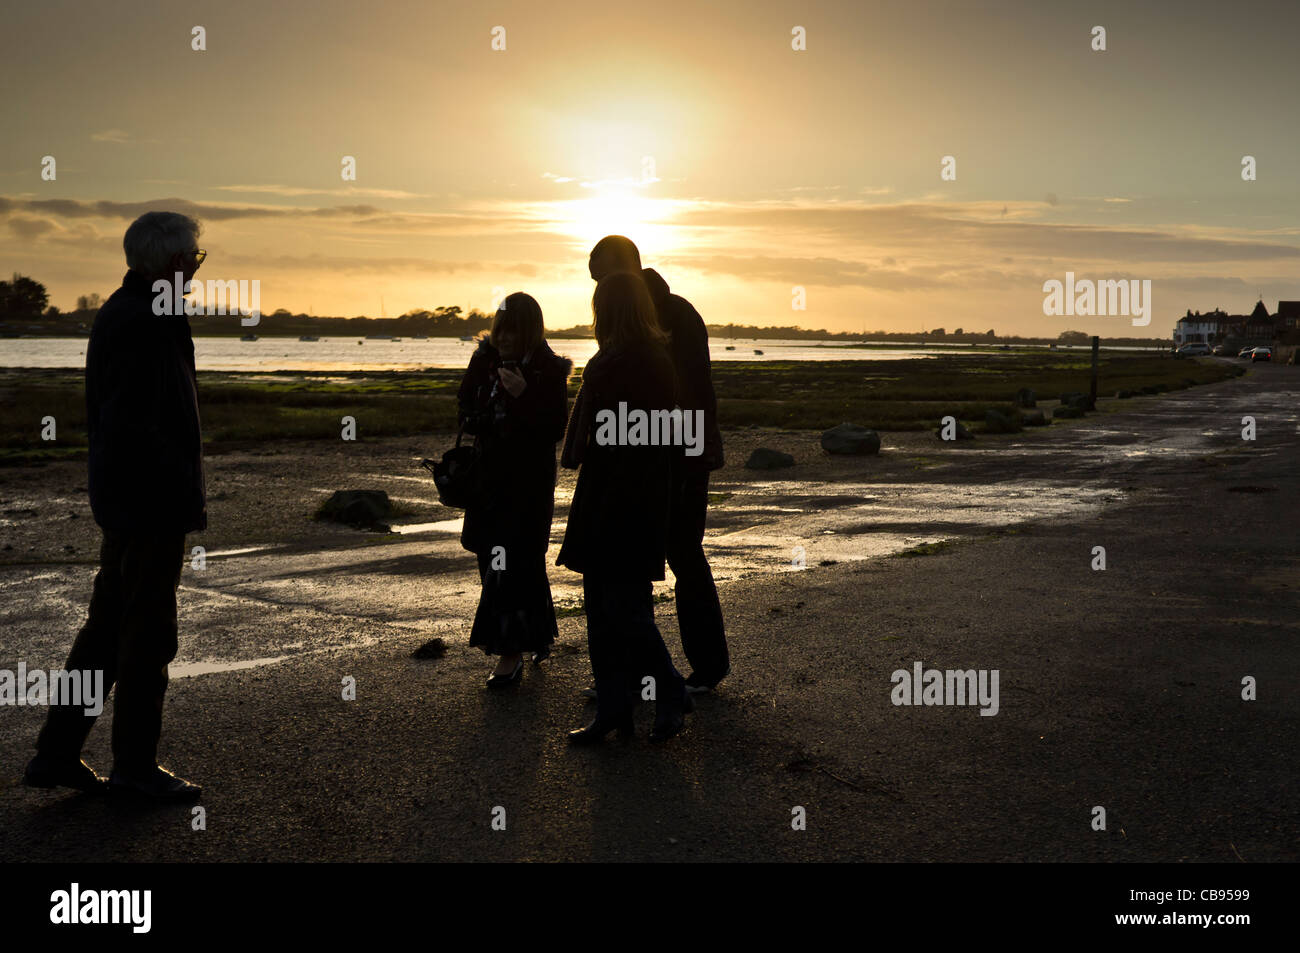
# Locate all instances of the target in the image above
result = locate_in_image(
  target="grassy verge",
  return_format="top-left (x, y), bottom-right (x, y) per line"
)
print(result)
top-left (0, 355), bottom-right (1242, 464)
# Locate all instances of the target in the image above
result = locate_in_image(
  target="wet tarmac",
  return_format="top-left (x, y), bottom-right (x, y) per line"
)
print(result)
top-left (0, 360), bottom-right (1291, 683)
top-left (0, 359), bottom-right (1295, 862)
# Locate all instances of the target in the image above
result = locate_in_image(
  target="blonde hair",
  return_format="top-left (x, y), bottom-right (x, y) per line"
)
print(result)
top-left (592, 273), bottom-right (667, 352)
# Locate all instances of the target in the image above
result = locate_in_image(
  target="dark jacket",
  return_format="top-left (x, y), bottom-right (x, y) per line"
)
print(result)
top-left (457, 339), bottom-right (571, 555)
top-left (640, 268), bottom-right (724, 470)
top-left (86, 270), bottom-right (206, 534)
top-left (556, 344), bottom-right (676, 580)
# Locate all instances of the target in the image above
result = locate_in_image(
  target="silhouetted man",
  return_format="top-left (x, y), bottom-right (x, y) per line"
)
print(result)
top-left (588, 236), bottom-right (729, 692)
top-left (24, 211), bottom-right (207, 801)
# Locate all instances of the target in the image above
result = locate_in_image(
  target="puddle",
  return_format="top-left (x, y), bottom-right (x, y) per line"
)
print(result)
top-left (390, 518), bottom-right (463, 535)
top-left (172, 634), bottom-right (385, 679)
top-left (204, 544), bottom-right (284, 558)
top-left (171, 654), bottom-right (294, 678)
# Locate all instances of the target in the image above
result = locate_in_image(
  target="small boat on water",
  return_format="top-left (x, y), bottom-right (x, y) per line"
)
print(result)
top-left (240, 333), bottom-right (258, 341)
top-left (725, 345), bottom-right (735, 350)
top-left (390, 337), bottom-right (402, 342)
top-left (298, 335), bottom-right (319, 342)
top-left (753, 349), bottom-right (764, 355)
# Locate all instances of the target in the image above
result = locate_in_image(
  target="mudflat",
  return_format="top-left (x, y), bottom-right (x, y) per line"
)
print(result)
top-left (0, 361), bottom-right (1294, 861)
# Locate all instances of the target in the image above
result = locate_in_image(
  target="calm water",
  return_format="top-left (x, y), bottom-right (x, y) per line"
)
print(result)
top-left (0, 336), bottom-right (1021, 371)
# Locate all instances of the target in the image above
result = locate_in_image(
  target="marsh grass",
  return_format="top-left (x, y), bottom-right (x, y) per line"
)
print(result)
top-left (0, 355), bottom-right (1239, 463)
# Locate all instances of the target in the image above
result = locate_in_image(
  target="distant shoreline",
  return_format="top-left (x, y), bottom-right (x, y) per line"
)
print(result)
top-left (1, 332), bottom-right (1172, 350)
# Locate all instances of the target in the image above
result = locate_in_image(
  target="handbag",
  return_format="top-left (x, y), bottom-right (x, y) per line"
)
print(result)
top-left (421, 425), bottom-right (484, 509)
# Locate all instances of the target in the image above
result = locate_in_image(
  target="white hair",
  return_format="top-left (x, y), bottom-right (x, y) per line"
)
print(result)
top-left (123, 211), bottom-right (201, 275)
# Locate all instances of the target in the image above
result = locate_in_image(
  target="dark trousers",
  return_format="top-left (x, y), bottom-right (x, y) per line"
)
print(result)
top-left (36, 530), bottom-right (186, 772)
top-left (583, 575), bottom-right (684, 722)
top-left (667, 462), bottom-right (728, 682)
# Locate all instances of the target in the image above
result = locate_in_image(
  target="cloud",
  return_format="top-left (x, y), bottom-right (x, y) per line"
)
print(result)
top-left (670, 253), bottom-right (941, 290)
top-left (7, 216), bottom-right (57, 239)
top-left (90, 129), bottom-right (129, 143)
top-left (217, 252), bottom-right (541, 278)
top-left (672, 201), bottom-right (1300, 264)
top-left (0, 196), bottom-right (535, 235)
top-left (213, 184), bottom-right (429, 199)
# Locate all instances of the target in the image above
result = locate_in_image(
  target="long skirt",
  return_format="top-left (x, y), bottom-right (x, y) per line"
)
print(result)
top-left (469, 547), bottom-right (558, 656)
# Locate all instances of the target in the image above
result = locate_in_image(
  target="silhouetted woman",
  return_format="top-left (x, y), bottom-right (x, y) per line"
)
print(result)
top-left (458, 293), bottom-right (571, 687)
top-left (557, 272), bottom-right (691, 742)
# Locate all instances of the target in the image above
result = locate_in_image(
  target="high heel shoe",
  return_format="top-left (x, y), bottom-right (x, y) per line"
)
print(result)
top-left (650, 690), bottom-right (694, 743)
top-left (531, 645), bottom-right (552, 666)
top-left (568, 714), bottom-right (634, 744)
top-left (486, 657), bottom-right (523, 689)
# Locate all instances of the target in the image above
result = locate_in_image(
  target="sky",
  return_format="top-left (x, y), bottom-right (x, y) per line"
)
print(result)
top-left (2, 0), bottom-right (1298, 337)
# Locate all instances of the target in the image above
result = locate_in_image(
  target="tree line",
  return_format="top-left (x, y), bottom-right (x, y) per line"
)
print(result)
top-left (0, 274), bottom-right (1168, 345)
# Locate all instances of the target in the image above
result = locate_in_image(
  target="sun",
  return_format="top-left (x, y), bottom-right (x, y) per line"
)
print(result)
top-left (554, 185), bottom-right (680, 249)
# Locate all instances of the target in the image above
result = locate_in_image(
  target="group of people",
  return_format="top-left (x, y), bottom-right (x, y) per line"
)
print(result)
top-left (22, 213), bottom-right (729, 804)
top-left (456, 235), bottom-right (729, 744)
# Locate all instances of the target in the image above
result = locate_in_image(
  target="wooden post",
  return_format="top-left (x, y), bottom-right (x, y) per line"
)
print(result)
top-left (1089, 336), bottom-right (1100, 408)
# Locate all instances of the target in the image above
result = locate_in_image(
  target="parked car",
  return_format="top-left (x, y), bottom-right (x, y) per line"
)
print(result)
top-left (1238, 347), bottom-right (1254, 358)
top-left (1251, 347), bottom-right (1272, 363)
top-left (1176, 343), bottom-right (1211, 357)
top-left (1212, 345), bottom-right (1230, 355)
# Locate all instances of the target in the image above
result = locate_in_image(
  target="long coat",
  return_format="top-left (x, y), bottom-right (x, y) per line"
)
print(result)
top-left (640, 268), bottom-right (724, 471)
top-left (457, 339), bottom-right (571, 556)
top-left (556, 343), bottom-right (676, 581)
top-left (86, 270), bottom-right (207, 535)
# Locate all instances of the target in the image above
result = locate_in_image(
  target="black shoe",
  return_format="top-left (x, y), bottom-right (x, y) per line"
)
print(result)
top-left (22, 754), bottom-right (108, 794)
top-left (531, 646), bottom-right (552, 666)
top-left (568, 714), bottom-right (634, 745)
top-left (650, 690), bottom-right (694, 743)
top-left (486, 657), bottom-right (524, 689)
top-left (685, 663), bottom-right (731, 695)
top-left (108, 765), bottom-right (201, 802)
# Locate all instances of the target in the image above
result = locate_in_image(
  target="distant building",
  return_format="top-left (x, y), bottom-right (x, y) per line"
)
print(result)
top-left (1172, 308), bottom-right (1229, 345)
top-left (1173, 299), bottom-right (1287, 345)
top-left (1276, 301), bottom-right (1300, 332)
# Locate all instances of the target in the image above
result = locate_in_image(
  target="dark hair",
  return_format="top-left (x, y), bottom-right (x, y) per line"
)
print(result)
top-left (592, 273), bottom-right (667, 352)
top-left (590, 235), bottom-right (641, 274)
top-left (487, 292), bottom-right (545, 356)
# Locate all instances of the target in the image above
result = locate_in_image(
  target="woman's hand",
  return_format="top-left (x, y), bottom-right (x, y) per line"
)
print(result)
top-left (498, 365), bottom-right (527, 397)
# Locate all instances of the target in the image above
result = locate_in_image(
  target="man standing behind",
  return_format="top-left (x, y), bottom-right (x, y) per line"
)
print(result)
top-left (588, 236), bottom-right (729, 692)
top-left (24, 211), bottom-right (207, 801)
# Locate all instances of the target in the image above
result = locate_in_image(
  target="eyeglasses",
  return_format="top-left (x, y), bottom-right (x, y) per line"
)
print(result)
top-left (192, 248), bottom-right (207, 266)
